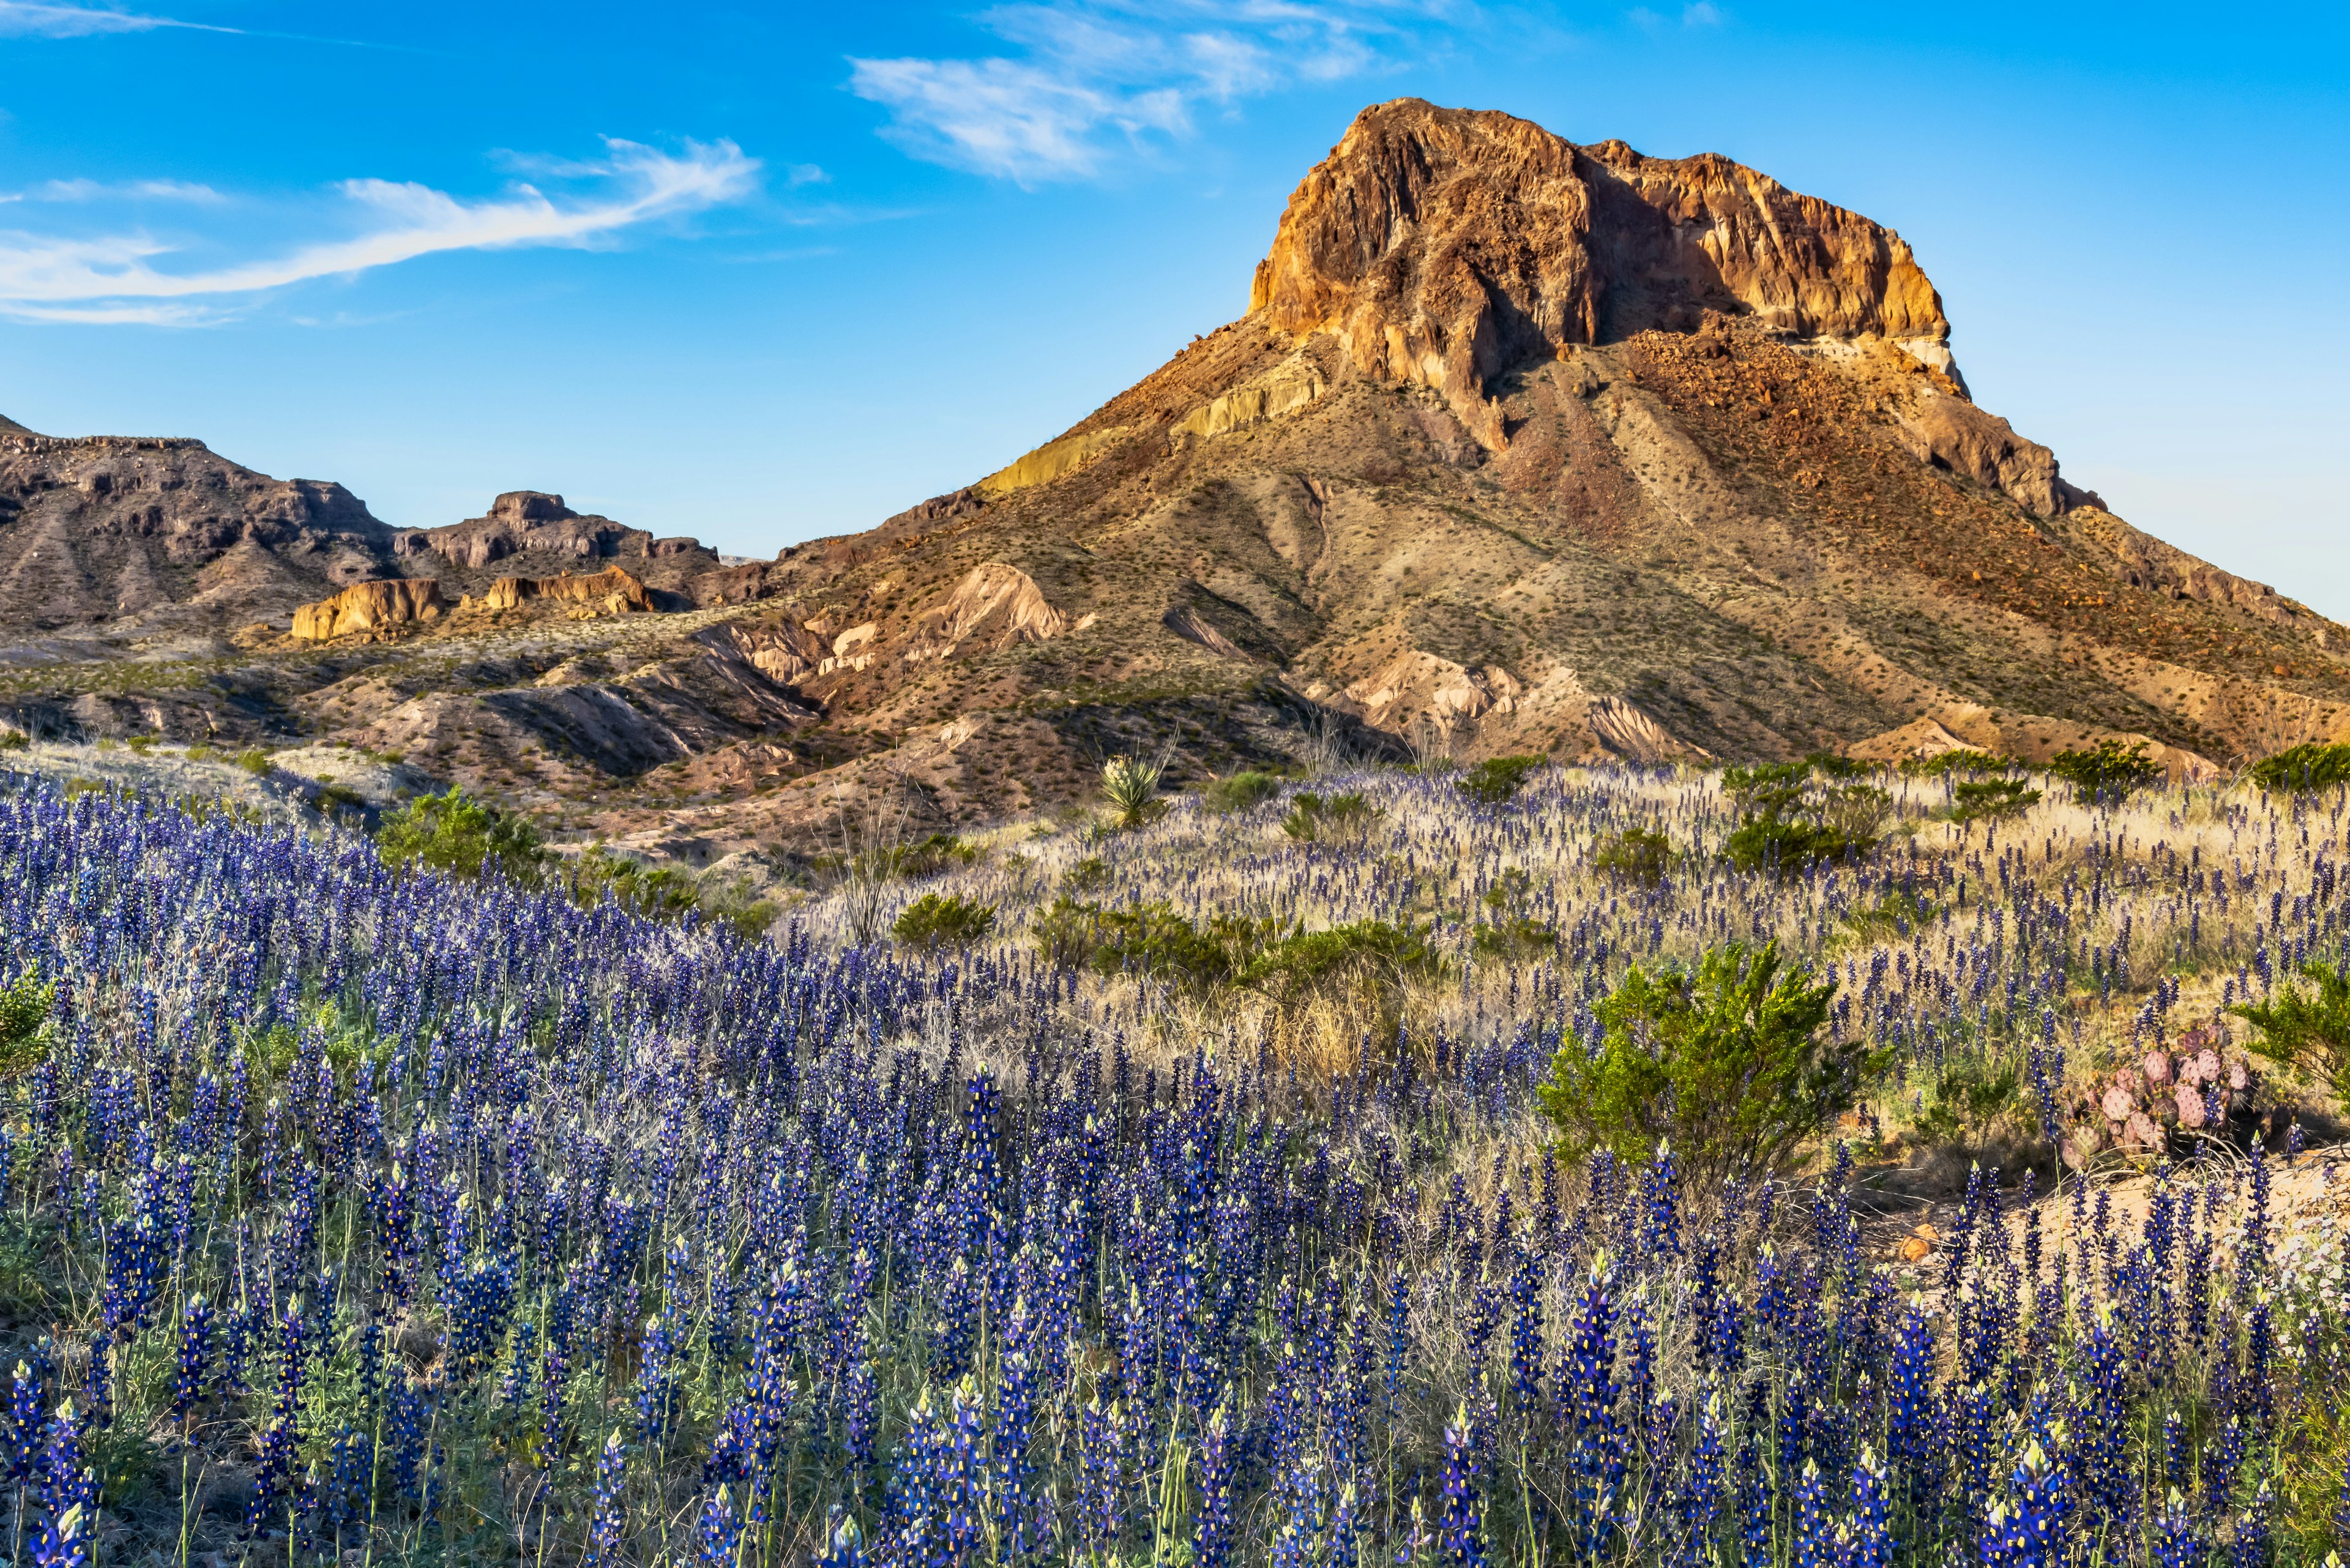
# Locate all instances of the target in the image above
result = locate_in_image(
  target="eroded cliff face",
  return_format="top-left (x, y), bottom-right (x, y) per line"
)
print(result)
top-left (396, 492), bottom-right (662, 569)
top-left (1250, 99), bottom-right (1957, 448)
top-left (0, 428), bottom-right (397, 633)
top-left (291, 578), bottom-right (446, 642)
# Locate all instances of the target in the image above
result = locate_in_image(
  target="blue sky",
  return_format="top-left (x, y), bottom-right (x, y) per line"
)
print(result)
top-left (1, 1), bottom-right (2345, 610)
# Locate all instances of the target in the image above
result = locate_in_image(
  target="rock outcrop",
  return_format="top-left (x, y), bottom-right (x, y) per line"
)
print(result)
top-left (0, 421), bottom-right (398, 635)
top-left (1894, 383), bottom-right (2068, 516)
top-left (291, 578), bottom-right (446, 641)
top-left (1251, 99), bottom-right (1956, 449)
top-left (398, 492), bottom-right (659, 569)
top-left (479, 566), bottom-right (653, 614)
top-left (901, 564), bottom-right (1072, 663)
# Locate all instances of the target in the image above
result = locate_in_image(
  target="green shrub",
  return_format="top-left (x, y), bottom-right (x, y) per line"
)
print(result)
top-left (1243, 919), bottom-right (1442, 1009)
top-left (235, 747), bottom-right (274, 776)
top-left (562, 848), bottom-right (777, 939)
top-left (1456, 755), bottom-right (1546, 805)
top-left (1472, 916), bottom-right (1558, 961)
top-left (1949, 778), bottom-right (2040, 823)
top-left (1724, 816), bottom-right (1846, 875)
top-left (1912, 1058), bottom-right (2023, 1146)
top-left (126, 735), bottom-right (156, 754)
top-left (0, 967), bottom-right (54, 1080)
top-left (2249, 742), bottom-right (2350, 793)
top-left (1080, 902), bottom-right (1273, 996)
top-left (1100, 755), bottom-right (1168, 831)
top-left (893, 894), bottom-right (998, 950)
top-left (1281, 791), bottom-right (1381, 844)
top-left (698, 879), bottom-right (780, 941)
top-left (2048, 737), bottom-right (2162, 803)
top-left (1720, 761), bottom-right (1808, 815)
top-left (1061, 856), bottom-right (1110, 895)
top-left (1538, 940), bottom-right (1878, 1176)
top-left (2232, 956), bottom-right (2350, 1091)
top-left (569, 846), bottom-right (699, 919)
top-left (1032, 896), bottom-right (1106, 969)
top-left (375, 788), bottom-right (549, 882)
top-left (1201, 771), bottom-right (1282, 813)
top-left (183, 744), bottom-right (219, 763)
top-left (313, 782), bottom-right (367, 814)
top-left (898, 834), bottom-right (978, 878)
top-left (1800, 750), bottom-right (1868, 780)
top-left (0, 731), bottom-right (26, 752)
top-left (1899, 748), bottom-right (2010, 777)
top-left (1721, 764), bottom-right (1886, 875)
top-left (1593, 827), bottom-right (1673, 885)
top-left (1471, 869), bottom-right (1555, 956)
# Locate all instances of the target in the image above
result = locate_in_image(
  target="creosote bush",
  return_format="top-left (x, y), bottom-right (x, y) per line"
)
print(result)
top-left (1281, 791), bottom-right (1381, 844)
top-left (892, 892), bottom-right (998, 950)
top-left (1592, 826), bottom-right (1673, 885)
top-left (1539, 938), bottom-right (1880, 1174)
top-left (2049, 737), bottom-right (2163, 803)
top-left (1454, 753), bottom-right (1546, 805)
top-left (1949, 777), bottom-right (2041, 823)
top-left (1198, 770), bottom-right (1281, 813)
top-left (2233, 954), bottom-right (2350, 1091)
top-left (1899, 747), bottom-right (2013, 777)
top-left (1721, 762), bottom-right (1887, 873)
top-left (1238, 918), bottom-right (1440, 1004)
top-left (374, 785), bottom-right (550, 881)
top-left (2250, 741), bottom-right (2350, 793)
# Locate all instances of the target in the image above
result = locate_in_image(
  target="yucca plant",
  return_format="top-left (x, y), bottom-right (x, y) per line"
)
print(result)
top-left (1100, 754), bottom-right (1168, 831)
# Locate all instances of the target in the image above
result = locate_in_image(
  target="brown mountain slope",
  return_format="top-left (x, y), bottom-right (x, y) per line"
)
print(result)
top-left (0, 97), bottom-right (2343, 868)
top-left (706, 101), bottom-right (2348, 809)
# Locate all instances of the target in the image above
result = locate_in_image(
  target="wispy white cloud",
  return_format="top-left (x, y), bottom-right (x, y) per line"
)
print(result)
top-left (1628, 2), bottom-right (1723, 28)
top-left (0, 138), bottom-right (761, 324)
top-left (0, 1), bottom-right (236, 37)
top-left (28, 177), bottom-right (226, 203)
top-left (849, 1), bottom-right (1457, 183)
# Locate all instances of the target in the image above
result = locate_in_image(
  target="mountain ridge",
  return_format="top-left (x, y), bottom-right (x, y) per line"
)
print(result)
top-left (0, 97), bottom-right (2343, 869)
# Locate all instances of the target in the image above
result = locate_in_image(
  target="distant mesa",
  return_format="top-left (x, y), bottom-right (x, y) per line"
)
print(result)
top-left (394, 491), bottom-right (666, 569)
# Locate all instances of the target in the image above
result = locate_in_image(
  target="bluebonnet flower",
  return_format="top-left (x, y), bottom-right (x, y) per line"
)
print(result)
top-left (1193, 1398), bottom-right (1235, 1568)
top-left (815, 1507), bottom-right (869, 1568)
top-left (1982, 1439), bottom-right (2071, 1568)
top-left (7, 1360), bottom-right (43, 1484)
top-left (696, 1484), bottom-right (742, 1567)
top-left (2154, 1491), bottom-right (2199, 1568)
top-left (170, 1296), bottom-right (210, 1419)
top-left (1793, 1459), bottom-right (1833, 1568)
top-left (1843, 1447), bottom-right (1890, 1568)
top-left (1438, 1403), bottom-right (1484, 1568)
top-left (584, 1431), bottom-right (627, 1568)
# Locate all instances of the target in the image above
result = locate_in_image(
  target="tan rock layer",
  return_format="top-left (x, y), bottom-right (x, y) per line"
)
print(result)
top-left (291, 578), bottom-right (445, 642)
top-left (480, 566), bottom-right (652, 613)
top-left (1251, 99), bottom-right (1954, 449)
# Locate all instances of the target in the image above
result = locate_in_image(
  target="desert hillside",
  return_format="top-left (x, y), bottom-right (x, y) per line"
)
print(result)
top-left (2, 98), bottom-right (2344, 867)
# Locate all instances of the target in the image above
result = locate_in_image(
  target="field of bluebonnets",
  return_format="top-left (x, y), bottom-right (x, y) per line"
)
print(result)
top-left (5, 742), bottom-right (2350, 1568)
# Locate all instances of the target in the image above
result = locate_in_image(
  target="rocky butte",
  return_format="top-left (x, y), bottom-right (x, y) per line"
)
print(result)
top-left (0, 99), bottom-right (2346, 856)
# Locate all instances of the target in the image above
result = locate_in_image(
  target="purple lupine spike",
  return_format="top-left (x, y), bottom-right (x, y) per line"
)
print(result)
top-left (583, 1431), bottom-right (627, 1568)
top-left (1438, 1403), bottom-right (1484, 1568)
